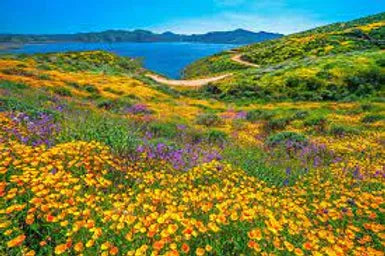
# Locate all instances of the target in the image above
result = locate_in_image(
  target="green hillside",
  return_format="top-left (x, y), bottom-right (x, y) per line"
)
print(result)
top-left (184, 12), bottom-right (385, 101)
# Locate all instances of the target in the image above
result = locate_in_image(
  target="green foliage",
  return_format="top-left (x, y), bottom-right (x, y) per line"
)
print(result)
top-left (51, 86), bottom-right (72, 97)
top-left (223, 146), bottom-right (307, 186)
top-left (205, 129), bottom-right (228, 143)
top-left (196, 50), bottom-right (385, 101)
top-left (291, 110), bottom-right (309, 120)
top-left (58, 112), bottom-right (141, 155)
top-left (246, 109), bottom-right (275, 122)
top-left (183, 53), bottom-right (248, 79)
top-left (361, 114), bottom-right (385, 123)
top-left (0, 94), bottom-right (56, 118)
top-left (20, 51), bottom-right (142, 75)
top-left (328, 124), bottom-right (360, 136)
top-left (0, 80), bottom-right (28, 90)
top-left (264, 117), bottom-right (291, 131)
top-left (196, 113), bottom-right (223, 127)
top-left (103, 87), bottom-right (124, 95)
top-left (84, 84), bottom-right (99, 93)
top-left (148, 122), bottom-right (178, 139)
top-left (266, 131), bottom-right (308, 147)
top-left (304, 116), bottom-right (328, 127)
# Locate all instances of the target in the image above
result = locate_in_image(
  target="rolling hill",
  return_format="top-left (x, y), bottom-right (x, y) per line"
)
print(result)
top-left (184, 12), bottom-right (385, 101)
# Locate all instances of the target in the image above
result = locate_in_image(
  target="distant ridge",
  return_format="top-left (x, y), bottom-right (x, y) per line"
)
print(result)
top-left (0, 29), bottom-right (283, 45)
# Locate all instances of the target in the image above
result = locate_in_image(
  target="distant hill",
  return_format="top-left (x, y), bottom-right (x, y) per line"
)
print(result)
top-left (0, 29), bottom-right (283, 45)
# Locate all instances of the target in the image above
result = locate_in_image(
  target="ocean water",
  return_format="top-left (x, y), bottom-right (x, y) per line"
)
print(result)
top-left (2, 42), bottom-right (238, 78)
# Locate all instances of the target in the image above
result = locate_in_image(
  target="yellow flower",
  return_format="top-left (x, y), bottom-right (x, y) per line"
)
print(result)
top-left (86, 239), bottom-right (94, 248)
top-left (7, 234), bottom-right (26, 248)
top-left (54, 244), bottom-right (67, 255)
top-left (284, 241), bottom-right (294, 252)
top-left (196, 248), bottom-right (205, 256)
top-left (74, 242), bottom-right (84, 252)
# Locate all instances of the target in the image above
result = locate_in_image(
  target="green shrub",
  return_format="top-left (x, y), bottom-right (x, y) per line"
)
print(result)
top-left (0, 96), bottom-right (55, 117)
top-left (264, 117), bottom-right (291, 131)
top-left (84, 84), bottom-right (99, 93)
top-left (206, 129), bottom-right (228, 143)
top-left (266, 131), bottom-right (308, 147)
top-left (148, 122), bottom-right (178, 138)
top-left (96, 99), bottom-right (115, 110)
top-left (304, 116), bottom-right (328, 127)
top-left (376, 57), bottom-right (385, 67)
top-left (361, 114), bottom-right (385, 123)
top-left (291, 110), bottom-right (309, 120)
top-left (58, 112), bottom-right (140, 155)
top-left (0, 80), bottom-right (28, 90)
top-left (52, 87), bottom-right (72, 97)
top-left (328, 124), bottom-right (359, 136)
top-left (36, 64), bottom-right (52, 70)
top-left (246, 109), bottom-right (274, 122)
top-left (66, 81), bottom-right (81, 89)
top-left (196, 113), bottom-right (222, 127)
top-left (38, 74), bottom-right (51, 80)
top-left (360, 103), bottom-right (374, 111)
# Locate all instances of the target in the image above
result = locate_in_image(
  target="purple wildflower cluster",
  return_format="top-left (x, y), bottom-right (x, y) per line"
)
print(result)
top-left (7, 112), bottom-right (61, 147)
top-left (135, 131), bottom-right (222, 171)
top-left (268, 139), bottom-right (336, 173)
top-left (125, 104), bottom-right (152, 115)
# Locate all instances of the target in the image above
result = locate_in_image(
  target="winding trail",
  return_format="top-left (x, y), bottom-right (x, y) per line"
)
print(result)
top-left (145, 73), bottom-right (231, 87)
top-left (230, 54), bottom-right (260, 68)
top-left (145, 53), bottom-right (258, 87)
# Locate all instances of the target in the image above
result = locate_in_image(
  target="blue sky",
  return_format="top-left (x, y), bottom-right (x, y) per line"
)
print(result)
top-left (0, 0), bottom-right (384, 35)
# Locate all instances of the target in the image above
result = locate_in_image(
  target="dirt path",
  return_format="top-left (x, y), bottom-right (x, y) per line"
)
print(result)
top-left (230, 54), bottom-right (260, 68)
top-left (146, 73), bottom-right (231, 87)
top-left (145, 53), bottom-right (258, 87)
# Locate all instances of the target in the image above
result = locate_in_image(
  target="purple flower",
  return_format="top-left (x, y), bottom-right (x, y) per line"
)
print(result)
top-left (177, 124), bottom-right (187, 130)
top-left (126, 104), bottom-right (151, 115)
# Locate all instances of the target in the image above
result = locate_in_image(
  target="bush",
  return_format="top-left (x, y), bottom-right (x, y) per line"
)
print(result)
top-left (360, 103), bottom-right (374, 111)
top-left (0, 80), bottom-right (28, 90)
top-left (206, 129), bottom-right (228, 144)
top-left (361, 114), bottom-right (385, 123)
top-left (376, 57), bottom-right (385, 67)
top-left (58, 112), bottom-right (140, 155)
top-left (196, 113), bottom-right (222, 127)
top-left (291, 110), bottom-right (309, 120)
top-left (148, 122), bottom-right (178, 138)
top-left (266, 131), bottom-right (308, 147)
top-left (264, 117), bottom-right (291, 131)
top-left (84, 84), bottom-right (99, 93)
top-left (328, 124), bottom-right (359, 137)
top-left (246, 109), bottom-right (274, 122)
top-left (304, 116), bottom-right (328, 127)
top-left (52, 87), bottom-right (72, 97)
top-left (96, 99), bottom-right (115, 110)
top-left (38, 74), bottom-right (51, 80)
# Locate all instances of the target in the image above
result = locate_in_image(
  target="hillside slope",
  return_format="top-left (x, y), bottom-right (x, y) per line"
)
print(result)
top-left (1, 51), bottom-right (385, 256)
top-left (184, 12), bottom-right (385, 101)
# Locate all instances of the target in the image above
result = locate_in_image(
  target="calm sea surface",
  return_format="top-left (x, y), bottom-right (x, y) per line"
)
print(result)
top-left (2, 42), bottom-right (238, 78)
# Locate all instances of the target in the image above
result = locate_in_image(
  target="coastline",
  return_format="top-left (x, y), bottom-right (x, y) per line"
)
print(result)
top-left (0, 42), bottom-right (23, 51)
